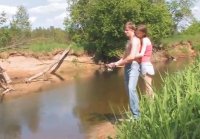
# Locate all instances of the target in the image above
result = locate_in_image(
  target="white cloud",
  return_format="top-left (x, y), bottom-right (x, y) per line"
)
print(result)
top-left (0, 5), bottom-right (17, 24)
top-left (192, 6), bottom-right (200, 20)
top-left (45, 12), bottom-right (65, 28)
top-left (29, 16), bottom-right (37, 24)
top-left (0, 5), bottom-right (17, 16)
top-left (54, 12), bottom-right (66, 20)
top-left (0, 1), bottom-right (67, 29)
top-left (47, 0), bottom-right (66, 3)
top-left (192, 0), bottom-right (200, 20)
top-left (29, 2), bottom-right (66, 14)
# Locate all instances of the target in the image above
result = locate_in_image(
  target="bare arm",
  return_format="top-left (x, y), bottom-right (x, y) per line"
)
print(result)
top-left (115, 37), bottom-right (140, 66)
top-left (135, 38), bottom-right (149, 58)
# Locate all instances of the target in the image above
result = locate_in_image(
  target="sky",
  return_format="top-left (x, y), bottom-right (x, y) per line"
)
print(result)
top-left (0, 0), bottom-right (67, 29)
top-left (0, 0), bottom-right (200, 29)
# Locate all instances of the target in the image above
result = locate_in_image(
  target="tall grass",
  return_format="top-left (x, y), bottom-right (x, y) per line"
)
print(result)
top-left (116, 58), bottom-right (200, 139)
top-left (27, 41), bottom-right (84, 54)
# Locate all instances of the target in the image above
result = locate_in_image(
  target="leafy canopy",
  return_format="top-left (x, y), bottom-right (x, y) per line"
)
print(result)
top-left (65, 0), bottom-right (174, 59)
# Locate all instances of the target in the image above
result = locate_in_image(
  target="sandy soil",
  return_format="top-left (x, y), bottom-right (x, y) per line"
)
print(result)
top-left (0, 54), bottom-right (100, 99)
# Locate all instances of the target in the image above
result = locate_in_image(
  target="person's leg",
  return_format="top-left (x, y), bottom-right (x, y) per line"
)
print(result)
top-left (144, 74), bottom-right (154, 98)
top-left (141, 62), bottom-right (154, 98)
top-left (124, 67), bottom-right (129, 96)
top-left (128, 62), bottom-right (140, 118)
top-left (128, 75), bottom-right (140, 118)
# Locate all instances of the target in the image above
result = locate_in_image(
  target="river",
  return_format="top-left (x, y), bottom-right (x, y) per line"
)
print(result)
top-left (0, 58), bottom-right (193, 139)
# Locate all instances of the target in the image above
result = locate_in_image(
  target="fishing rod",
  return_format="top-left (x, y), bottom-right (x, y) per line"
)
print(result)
top-left (105, 64), bottom-right (155, 94)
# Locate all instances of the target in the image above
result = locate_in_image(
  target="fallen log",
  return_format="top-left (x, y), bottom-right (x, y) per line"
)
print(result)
top-left (0, 66), bottom-right (13, 94)
top-left (0, 66), bottom-right (12, 84)
top-left (25, 48), bottom-right (71, 83)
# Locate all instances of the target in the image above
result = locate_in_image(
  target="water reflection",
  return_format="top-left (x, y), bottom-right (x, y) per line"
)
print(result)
top-left (73, 69), bottom-right (128, 132)
top-left (0, 58), bottom-right (193, 139)
top-left (0, 94), bottom-right (40, 139)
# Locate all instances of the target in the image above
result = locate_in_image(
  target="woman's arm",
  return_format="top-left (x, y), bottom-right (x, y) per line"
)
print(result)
top-left (135, 38), bottom-right (149, 58)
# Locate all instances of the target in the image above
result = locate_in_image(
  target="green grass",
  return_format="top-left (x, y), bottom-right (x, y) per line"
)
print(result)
top-left (161, 33), bottom-right (200, 51)
top-left (116, 58), bottom-right (200, 139)
top-left (27, 42), bottom-right (67, 52)
top-left (26, 40), bottom-right (84, 54)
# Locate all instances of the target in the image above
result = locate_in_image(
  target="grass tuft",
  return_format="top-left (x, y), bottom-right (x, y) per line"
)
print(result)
top-left (116, 58), bottom-right (200, 139)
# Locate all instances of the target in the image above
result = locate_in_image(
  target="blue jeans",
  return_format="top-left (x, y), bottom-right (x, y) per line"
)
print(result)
top-left (124, 61), bottom-right (140, 118)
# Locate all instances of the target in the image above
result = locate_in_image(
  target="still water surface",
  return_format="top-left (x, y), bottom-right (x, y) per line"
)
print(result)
top-left (0, 59), bottom-right (193, 139)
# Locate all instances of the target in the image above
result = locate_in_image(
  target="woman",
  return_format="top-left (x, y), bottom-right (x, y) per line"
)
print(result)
top-left (107, 21), bottom-right (141, 118)
top-left (135, 24), bottom-right (155, 98)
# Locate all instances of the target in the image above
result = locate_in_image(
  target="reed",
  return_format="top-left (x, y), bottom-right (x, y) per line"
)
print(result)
top-left (116, 58), bottom-right (200, 139)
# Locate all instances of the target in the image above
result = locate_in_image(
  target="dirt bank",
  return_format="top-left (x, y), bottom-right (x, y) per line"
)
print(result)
top-left (152, 41), bottom-right (196, 62)
top-left (0, 54), bottom-right (100, 100)
top-left (0, 43), bottom-right (196, 138)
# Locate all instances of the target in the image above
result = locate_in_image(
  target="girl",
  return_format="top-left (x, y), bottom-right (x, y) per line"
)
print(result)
top-left (135, 24), bottom-right (155, 98)
top-left (107, 22), bottom-right (141, 118)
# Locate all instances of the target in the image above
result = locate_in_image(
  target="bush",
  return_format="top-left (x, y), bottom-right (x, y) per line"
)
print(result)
top-left (65, 0), bottom-right (173, 60)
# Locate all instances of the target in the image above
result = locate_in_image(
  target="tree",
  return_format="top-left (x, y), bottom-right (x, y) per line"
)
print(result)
top-left (65, 0), bottom-right (173, 60)
top-left (183, 21), bottom-right (200, 35)
top-left (11, 5), bottom-right (31, 31)
top-left (0, 11), bottom-right (11, 47)
top-left (10, 5), bottom-right (31, 42)
top-left (0, 11), bottom-right (7, 27)
top-left (167, 0), bottom-right (196, 33)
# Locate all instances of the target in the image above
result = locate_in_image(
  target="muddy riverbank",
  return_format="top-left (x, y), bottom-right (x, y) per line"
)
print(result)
top-left (0, 44), bottom-right (196, 139)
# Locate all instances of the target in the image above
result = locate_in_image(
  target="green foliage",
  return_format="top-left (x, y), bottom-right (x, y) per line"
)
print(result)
top-left (31, 27), bottom-right (69, 43)
top-left (0, 6), bottom-right (70, 49)
top-left (27, 40), bottom-right (83, 54)
top-left (27, 42), bottom-right (67, 52)
top-left (0, 12), bottom-right (11, 47)
top-left (193, 45), bottom-right (200, 51)
top-left (10, 5), bottom-right (31, 42)
top-left (11, 5), bottom-right (31, 32)
top-left (0, 11), bottom-right (7, 26)
top-left (117, 59), bottom-right (200, 139)
top-left (65, 0), bottom-right (173, 60)
top-left (162, 34), bottom-right (198, 45)
top-left (167, 0), bottom-right (196, 32)
top-left (160, 20), bottom-right (200, 51)
top-left (0, 27), bottom-right (11, 47)
top-left (183, 21), bottom-right (200, 35)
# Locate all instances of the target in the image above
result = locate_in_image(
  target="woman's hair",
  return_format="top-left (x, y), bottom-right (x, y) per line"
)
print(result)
top-left (136, 24), bottom-right (148, 37)
top-left (125, 21), bottom-right (136, 31)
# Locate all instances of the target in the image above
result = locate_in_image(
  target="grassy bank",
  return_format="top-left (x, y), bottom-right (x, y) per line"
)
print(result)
top-left (116, 58), bottom-right (200, 139)
top-left (0, 40), bottom-right (85, 59)
top-left (27, 41), bottom-right (84, 54)
top-left (161, 33), bottom-right (200, 51)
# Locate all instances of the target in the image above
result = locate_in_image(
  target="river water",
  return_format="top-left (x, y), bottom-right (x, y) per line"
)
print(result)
top-left (0, 59), bottom-right (193, 139)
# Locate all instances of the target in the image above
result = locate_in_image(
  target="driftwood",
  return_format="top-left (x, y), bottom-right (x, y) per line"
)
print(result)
top-left (25, 48), bottom-right (71, 83)
top-left (0, 66), bottom-right (14, 94)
